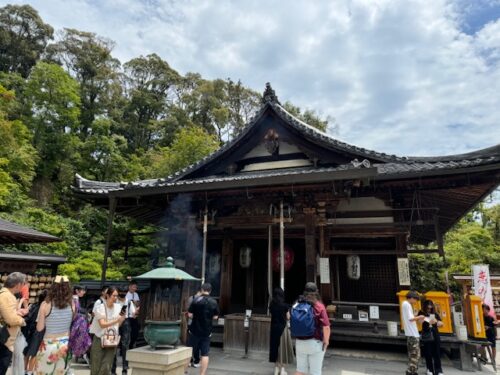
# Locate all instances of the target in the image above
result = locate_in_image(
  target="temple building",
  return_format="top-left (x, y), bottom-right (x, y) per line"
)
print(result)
top-left (73, 83), bottom-right (500, 318)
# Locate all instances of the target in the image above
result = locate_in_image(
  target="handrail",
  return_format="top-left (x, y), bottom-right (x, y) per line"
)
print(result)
top-left (329, 300), bottom-right (399, 307)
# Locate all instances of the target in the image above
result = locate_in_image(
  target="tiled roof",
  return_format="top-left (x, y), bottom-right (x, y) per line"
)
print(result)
top-left (0, 218), bottom-right (62, 244)
top-left (73, 86), bottom-right (500, 196)
top-left (74, 153), bottom-right (500, 195)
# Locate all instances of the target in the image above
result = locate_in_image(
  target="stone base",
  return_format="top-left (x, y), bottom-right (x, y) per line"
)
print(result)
top-left (127, 345), bottom-right (192, 375)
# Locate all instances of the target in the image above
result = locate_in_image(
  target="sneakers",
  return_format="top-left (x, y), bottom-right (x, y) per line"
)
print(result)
top-left (191, 362), bottom-right (200, 368)
top-left (82, 353), bottom-right (90, 366)
top-left (280, 368), bottom-right (288, 375)
top-left (426, 371), bottom-right (433, 375)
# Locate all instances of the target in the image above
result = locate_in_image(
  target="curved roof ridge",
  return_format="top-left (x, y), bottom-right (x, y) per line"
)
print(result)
top-left (271, 103), bottom-right (405, 162)
top-left (406, 144), bottom-right (500, 162)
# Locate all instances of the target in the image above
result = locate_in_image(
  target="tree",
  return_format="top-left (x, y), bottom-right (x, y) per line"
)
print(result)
top-left (0, 4), bottom-right (53, 77)
top-left (121, 54), bottom-right (180, 152)
top-left (46, 28), bottom-right (121, 138)
top-left (282, 101), bottom-right (330, 132)
top-left (24, 62), bottom-right (81, 205)
top-left (0, 84), bottom-right (37, 210)
top-left (79, 118), bottom-right (139, 181)
top-left (225, 78), bottom-right (260, 137)
top-left (146, 126), bottom-right (219, 178)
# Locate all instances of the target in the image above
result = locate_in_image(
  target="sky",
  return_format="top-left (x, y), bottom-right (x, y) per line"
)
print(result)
top-left (5, 0), bottom-right (500, 157)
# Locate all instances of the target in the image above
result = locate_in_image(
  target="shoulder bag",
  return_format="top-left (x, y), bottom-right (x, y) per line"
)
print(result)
top-left (101, 304), bottom-right (120, 348)
top-left (421, 329), bottom-right (434, 342)
top-left (0, 291), bottom-right (10, 345)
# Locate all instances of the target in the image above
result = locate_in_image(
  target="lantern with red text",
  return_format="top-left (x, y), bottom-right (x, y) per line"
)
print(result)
top-left (272, 247), bottom-right (295, 272)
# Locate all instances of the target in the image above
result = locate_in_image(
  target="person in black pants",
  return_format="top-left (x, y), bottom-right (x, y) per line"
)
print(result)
top-left (187, 283), bottom-right (219, 375)
top-left (418, 300), bottom-right (444, 375)
top-left (269, 287), bottom-right (290, 375)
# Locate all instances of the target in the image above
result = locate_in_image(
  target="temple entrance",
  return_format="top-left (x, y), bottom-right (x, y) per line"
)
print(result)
top-left (230, 238), bottom-right (306, 313)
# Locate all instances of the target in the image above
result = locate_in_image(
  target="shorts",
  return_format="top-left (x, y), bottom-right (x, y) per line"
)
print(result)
top-left (295, 339), bottom-right (325, 375)
top-left (189, 334), bottom-right (211, 356)
top-left (486, 329), bottom-right (496, 348)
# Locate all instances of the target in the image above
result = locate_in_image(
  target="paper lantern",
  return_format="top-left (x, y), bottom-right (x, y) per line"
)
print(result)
top-left (347, 255), bottom-right (361, 280)
top-left (239, 245), bottom-right (252, 268)
top-left (272, 247), bottom-right (295, 272)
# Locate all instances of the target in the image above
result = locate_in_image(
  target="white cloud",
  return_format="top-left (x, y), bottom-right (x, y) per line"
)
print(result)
top-left (9, 0), bottom-right (500, 156)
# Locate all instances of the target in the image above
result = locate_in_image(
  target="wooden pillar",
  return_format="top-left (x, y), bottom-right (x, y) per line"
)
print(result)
top-left (201, 207), bottom-right (208, 284)
top-left (280, 201), bottom-right (285, 290)
top-left (304, 208), bottom-right (317, 282)
top-left (101, 197), bottom-right (117, 286)
top-left (184, 216), bottom-right (199, 277)
top-left (246, 261), bottom-right (254, 308)
top-left (434, 215), bottom-right (444, 258)
top-left (267, 225), bottom-right (273, 312)
top-left (183, 216), bottom-right (199, 310)
top-left (219, 234), bottom-right (233, 314)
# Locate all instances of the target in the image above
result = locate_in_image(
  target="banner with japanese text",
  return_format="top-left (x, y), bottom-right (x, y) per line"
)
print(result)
top-left (472, 264), bottom-right (495, 317)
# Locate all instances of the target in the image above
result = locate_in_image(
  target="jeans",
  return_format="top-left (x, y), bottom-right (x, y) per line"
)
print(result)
top-left (295, 339), bottom-right (325, 375)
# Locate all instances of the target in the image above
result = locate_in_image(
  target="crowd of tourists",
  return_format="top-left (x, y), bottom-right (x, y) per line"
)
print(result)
top-left (0, 272), bottom-right (141, 375)
top-left (185, 281), bottom-right (330, 375)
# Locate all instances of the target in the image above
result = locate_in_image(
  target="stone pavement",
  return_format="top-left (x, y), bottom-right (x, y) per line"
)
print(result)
top-left (70, 344), bottom-right (499, 375)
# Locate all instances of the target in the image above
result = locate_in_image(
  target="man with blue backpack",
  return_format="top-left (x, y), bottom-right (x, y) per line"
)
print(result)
top-left (290, 282), bottom-right (330, 375)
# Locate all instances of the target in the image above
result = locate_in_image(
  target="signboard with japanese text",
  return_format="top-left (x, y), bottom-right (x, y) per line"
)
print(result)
top-left (472, 264), bottom-right (494, 317)
top-left (397, 258), bottom-right (411, 286)
top-left (319, 257), bottom-right (330, 284)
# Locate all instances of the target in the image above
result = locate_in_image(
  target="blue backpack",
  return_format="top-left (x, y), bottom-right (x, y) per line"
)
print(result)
top-left (290, 301), bottom-right (315, 337)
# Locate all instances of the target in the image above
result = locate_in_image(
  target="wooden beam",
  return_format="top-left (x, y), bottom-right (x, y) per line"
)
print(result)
top-left (101, 197), bottom-right (117, 286)
top-left (304, 208), bottom-right (316, 282)
top-left (219, 235), bottom-right (233, 314)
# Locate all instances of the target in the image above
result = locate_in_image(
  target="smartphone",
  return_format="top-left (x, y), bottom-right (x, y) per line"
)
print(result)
top-left (120, 305), bottom-right (127, 315)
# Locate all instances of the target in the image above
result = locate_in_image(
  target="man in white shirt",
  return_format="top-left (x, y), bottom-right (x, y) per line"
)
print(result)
top-left (402, 290), bottom-right (425, 375)
top-left (125, 281), bottom-right (140, 349)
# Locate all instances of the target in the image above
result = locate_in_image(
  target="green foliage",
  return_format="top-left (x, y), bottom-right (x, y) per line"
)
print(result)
top-left (23, 62), bottom-right (81, 206)
top-left (122, 53), bottom-right (180, 152)
top-left (146, 126), bottom-right (219, 178)
top-left (445, 221), bottom-right (500, 274)
top-left (409, 254), bottom-right (447, 292)
top-left (46, 28), bottom-right (121, 138)
top-left (9, 3), bottom-right (497, 288)
top-left (0, 4), bottom-right (53, 77)
top-left (0, 84), bottom-right (37, 210)
top-left (282, 101), bottom-right (329, 132)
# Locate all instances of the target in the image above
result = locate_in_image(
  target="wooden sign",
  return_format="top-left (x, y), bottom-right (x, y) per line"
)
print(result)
top-left (397, 258), bottom-right (411, 286)
top-left (319, 257), bottom-right (330, 284)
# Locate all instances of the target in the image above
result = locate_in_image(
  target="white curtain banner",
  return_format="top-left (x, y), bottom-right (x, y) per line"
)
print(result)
top-left (472, 264), bottom-right (495, 317)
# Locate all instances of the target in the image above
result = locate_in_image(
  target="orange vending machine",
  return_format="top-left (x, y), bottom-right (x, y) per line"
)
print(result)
top-left (464, 295), bottom-right (486, 339)
top-left (397, 290), bottom-right (422, 331)
top-left (424, 291), bottom-right (453, 334)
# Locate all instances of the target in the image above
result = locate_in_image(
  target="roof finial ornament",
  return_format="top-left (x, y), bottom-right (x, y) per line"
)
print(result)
top-left (262, 82), bottom-right (280, 105)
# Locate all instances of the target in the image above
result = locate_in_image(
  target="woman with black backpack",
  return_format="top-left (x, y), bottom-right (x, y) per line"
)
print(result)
top-left (23, 289), bottom-right (47, 374)
top-left (269, 287), bottom-right (293, 375)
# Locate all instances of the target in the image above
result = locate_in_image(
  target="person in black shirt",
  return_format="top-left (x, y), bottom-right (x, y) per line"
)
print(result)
top-left (269, 287), bottom-right (291, 375)
top-left (188, 283), bottom-right (219, 375)
top-left (418, 300), bottom-right (444, 375)
top-left (482, 304), bottom-right (499, 360)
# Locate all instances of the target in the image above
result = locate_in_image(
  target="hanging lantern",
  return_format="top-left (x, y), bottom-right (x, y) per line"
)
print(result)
top-left (272, 247), bottom-right (295, 272)
top-left (239, 245), bottom-right (252, 268)
top-left (347, 255), bottom-right (361, 280)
